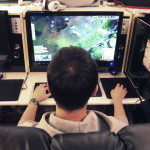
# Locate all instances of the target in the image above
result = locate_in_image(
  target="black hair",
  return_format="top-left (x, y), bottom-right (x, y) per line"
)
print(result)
top-left (47, 46), bottom-right (98, 111)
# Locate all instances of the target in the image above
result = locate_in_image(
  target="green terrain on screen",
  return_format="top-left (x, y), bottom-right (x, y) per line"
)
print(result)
top-left (31, 16), bottom-right (118, 60)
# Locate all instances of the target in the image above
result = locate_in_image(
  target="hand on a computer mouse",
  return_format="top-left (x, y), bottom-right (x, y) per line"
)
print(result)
top-left (32, 84), bottom-right (51, 102)
top-left (110, 83), bottom-right (127, 104)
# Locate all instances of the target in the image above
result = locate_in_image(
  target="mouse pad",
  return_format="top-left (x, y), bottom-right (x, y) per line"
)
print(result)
top-left (100, 78), bottom-right (139, 99)
top-left (34, 82), bottom-right (102, 97)
top-left (0, 79), bottom-right (23, 101)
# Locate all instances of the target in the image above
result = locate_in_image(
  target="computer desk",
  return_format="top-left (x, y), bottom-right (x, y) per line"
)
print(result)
top-left (0, 72), bottom-right (140, 106)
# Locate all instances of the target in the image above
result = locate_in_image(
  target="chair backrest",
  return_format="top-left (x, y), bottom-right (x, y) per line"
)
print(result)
top-left (0, 127), bottom-right (51, 150)
top-left (51, 131), bottom-right (121, 150)
top-left (51, 123), bottom-right (150, 150)
top-left (0, 124), bottom-right (150, 150)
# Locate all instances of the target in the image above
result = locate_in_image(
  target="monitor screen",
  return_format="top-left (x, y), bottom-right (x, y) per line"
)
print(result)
top-left (25, 11), bottom-right (123, 71)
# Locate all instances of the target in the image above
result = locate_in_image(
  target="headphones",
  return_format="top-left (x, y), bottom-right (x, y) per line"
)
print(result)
top-left (48, 1), bottom-right (66, 11)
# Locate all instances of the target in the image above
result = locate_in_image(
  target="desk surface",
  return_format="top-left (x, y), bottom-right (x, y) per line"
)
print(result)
top-left (0, 72), bottom-right (140, 106)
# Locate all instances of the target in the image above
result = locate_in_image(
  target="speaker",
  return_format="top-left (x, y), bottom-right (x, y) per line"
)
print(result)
top-left (11, 34), bottom-right (24, 66)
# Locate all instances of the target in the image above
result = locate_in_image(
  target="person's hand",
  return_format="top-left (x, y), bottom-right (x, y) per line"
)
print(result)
top-left (110, 83), bottom-right (127, 104)
top-left (32, 84), bottom-right (51, 102)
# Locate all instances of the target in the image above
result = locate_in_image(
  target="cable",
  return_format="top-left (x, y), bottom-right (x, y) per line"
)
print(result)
top-left (114, 0), bottom-right (126, 7)
top-left (22, 72), bottom-right (29, 90)
top-left (114, 0), bottom-right (150, 9)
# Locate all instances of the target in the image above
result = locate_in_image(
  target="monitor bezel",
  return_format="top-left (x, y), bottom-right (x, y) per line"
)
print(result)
top-left (25, 11), bottom-right (123, 72)
top-left (0, 0), bottom-right (18, 3)
top-left (0, 10), bottom-right (12, 55)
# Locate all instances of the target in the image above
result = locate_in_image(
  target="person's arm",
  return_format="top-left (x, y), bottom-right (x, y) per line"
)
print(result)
top-left (110, 83), bottom-right (127, 121)
top-left (19, 84), bottom-right (51, 123)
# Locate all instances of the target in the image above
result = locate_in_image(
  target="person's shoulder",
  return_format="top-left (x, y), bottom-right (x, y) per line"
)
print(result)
top-left (91, 110), bottom-right (128, 133)
top-left (91, 110), bottom-right (110, 119)
top-left (17, 112), bottom-right (52, 127)
top-left (17, 120), bottom-right (38, 127)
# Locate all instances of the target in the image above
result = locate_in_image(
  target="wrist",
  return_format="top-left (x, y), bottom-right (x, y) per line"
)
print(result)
top-left (29, 98), bottom-right (39, 106)
top-left (113, 100), bottom-right (123, 105)
top-left (32, 96), bottom-right (41, 102)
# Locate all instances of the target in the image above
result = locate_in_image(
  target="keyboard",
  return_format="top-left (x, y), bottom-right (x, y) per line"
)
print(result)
top-left (34, 82), bottom-right (102, 98)
top-left (100, 78), bottom-right (139, 99)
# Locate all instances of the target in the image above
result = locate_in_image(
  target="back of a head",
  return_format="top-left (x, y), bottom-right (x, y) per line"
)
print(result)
top-left (47, 46), bottom-right (98, 111)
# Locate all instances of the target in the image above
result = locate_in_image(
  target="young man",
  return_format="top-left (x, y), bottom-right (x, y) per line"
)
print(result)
top-left (18, 46), bottom-right (128, 137)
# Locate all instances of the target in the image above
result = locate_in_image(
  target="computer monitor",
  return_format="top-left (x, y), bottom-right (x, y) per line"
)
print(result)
top-left (143, 38), bottom-right (150, 72)
top-left (126, 17), bottom-right (150, 98)
top-left (0, 0), bottom-right (18, 3)
top-left (25, 11), bottom-right (123, 72)
top-left (0, 10), bottom-right (12, 55)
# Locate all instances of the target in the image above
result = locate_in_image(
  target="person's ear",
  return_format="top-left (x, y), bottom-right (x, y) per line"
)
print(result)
top-left (92, 85), bottom-right (98, 96)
